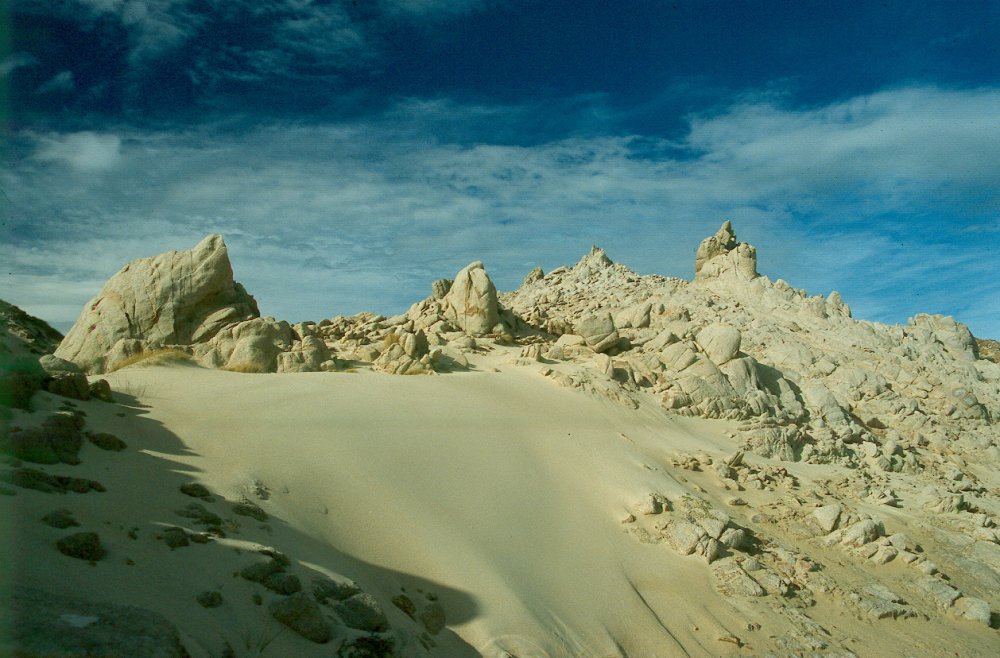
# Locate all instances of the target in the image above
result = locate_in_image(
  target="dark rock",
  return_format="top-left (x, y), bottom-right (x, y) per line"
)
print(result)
top-left (334, 593), bottom-right (389, 632)
top-left (42, 508), bottom-right (79, 529)
top-left (87, 431), bottom-right (128, 451)
top-left (240, 559), bottom-right (285, 583)
top-left (0, 358), bottom-right (46, 410)
top-left (174, 502), bottom-right (222, 528)
top-left (189, 532), bottom-right (212, 544)
top-left (5, 585), bottom-right (188, 658)
top-left (336, 635), bottom-right (397, 658)
top-left (418, 601), bottom-right (446, 635)
top-left (44, 372), bottom-right (90, 401)
top-left (263, 572), bottom-right (302, 595)
top-left (2, 428), bottom-right (59, 464)
top-left (0, 467), bottom-right (105, 494)
top-left (313, 576), bottom-right (361, 603)
top-left (89, 378), bottom-right (114, 402)
top-left (233, 501), bottom-right (268, 521)
top-left (392, 593), bottom-right (416, 618)
top-left (179, 482), bottom-right (211, 499)
top-left (196, 591), bottom-right (223, 608)
top-left (162, 527), bottom-right (190, 549)
top-left (56, 532), bottom-right (105, 561)
top-left (269, 592), bottom-right (331, 644)
top-left (42, 412), bottom-right (86, 464)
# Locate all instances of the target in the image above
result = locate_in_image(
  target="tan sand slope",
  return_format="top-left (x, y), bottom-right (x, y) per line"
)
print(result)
top-left (5, 352), bottom-right (998, 657)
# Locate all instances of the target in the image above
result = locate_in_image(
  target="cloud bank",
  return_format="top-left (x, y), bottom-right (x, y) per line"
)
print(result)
top-left (3, 86), bottom-right (998, 337)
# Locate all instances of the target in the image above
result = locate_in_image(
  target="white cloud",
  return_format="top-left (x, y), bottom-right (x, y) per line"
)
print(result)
top-left (4, 86), bottom-right (1000, 338)
top-left (0, 53), bottom-right (39, 77)
top-left (32, 132), bottom-right (122, 171)
top-left (381, 0), bottom-right (495, 16)
top-left (36, 70), bottom-right (76, 94)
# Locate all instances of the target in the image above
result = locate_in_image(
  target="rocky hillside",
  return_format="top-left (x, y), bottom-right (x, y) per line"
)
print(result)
top-left (5, 222), bottom-right (1000, 656)
top-left (55, 221), bottom-right (999, 471)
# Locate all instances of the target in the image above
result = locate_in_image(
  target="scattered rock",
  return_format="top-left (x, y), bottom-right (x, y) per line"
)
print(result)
top-left (232, 501), bottom-right (268, 522)
top-left (179, 482), bottom-right (211, 499)
top-left (269, 592), bottom-right (331, 644)
top-left (334, 592), bottom-right (389, 632)
top-left (56, 532), bottom-right (105, 561)
top-left (811, 504), bottom-right (842, 534)
top-left (953, 596), bottom-right (992, 625)
top-left (87, 431), bottom-right (127, 451)
top-left (174, 503), bottom-right (222, 529)
top-left (41, 508), bottom-right (79, 529)
top-left (196, 591), bottom-right (223, 608)
top-left (161, 527), bottom-right (190, 549)
top-left (0, 468), bottom-right (105, 494)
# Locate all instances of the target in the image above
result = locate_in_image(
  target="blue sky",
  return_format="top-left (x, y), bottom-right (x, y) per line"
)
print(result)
top-left (2, 1), bottom-right (999, 338)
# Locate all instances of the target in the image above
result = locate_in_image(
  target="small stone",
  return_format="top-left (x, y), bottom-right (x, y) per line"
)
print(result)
top-left (56, 532), bottom-right (105, 561)
top-left (856, 544), bottom-right (879, 559)
top-left (665, 521), bottom-right (706, 555)
top-left (916, 561), bottom-right (938, 575)
top-left (196, 591), bottom-right (223, 608)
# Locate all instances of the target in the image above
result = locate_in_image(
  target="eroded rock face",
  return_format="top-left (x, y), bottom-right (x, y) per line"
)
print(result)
top-left (55, 235), bottom-right (260, 373)
top-left (441, 261), bottom-right (500, 336)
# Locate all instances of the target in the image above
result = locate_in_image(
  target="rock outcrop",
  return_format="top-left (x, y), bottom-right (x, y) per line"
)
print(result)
top-left (55, 235), bottom-right (260, 373)
top-left (441, 261), bottom-right (501, 335)
top-left (694, 220), bottom-right (758, 281)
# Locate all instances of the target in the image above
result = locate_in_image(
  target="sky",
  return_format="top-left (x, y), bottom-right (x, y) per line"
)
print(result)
top-left (2, 0), bottom-right (999, 338)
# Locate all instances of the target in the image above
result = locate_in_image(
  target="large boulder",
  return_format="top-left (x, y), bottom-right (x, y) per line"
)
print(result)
top-left (694, 221), bottom-right (759, 281)
top-left (575, 313), bottom-right (620, 354)
top-left (441, 261), bottom-right (500, 336)
top-left (54, 235), bottom-right (260, 373)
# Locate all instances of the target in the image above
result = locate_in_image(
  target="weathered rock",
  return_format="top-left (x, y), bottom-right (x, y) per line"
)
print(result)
top-left (575, 313), bottom-right (620, 354)
top-left (88, 378), bottom-right (114, 402)
top-left (696, 323), bottom-right (742, 365)
top-left (55, 234), bottom-right (260, 373)
top-left (179, 482), bottom-right (211, 499)
top-left (270, 592), bottom-right (331, 643)
top-left (812, 504), bottom-right (842, 534)
top-left (39, 355), bottom-right (90, 400)
top-left (441, 261), bottom-right (500, 335)
top-left (915, 576), bottom-right (960, 608)
top-left (841, 519), bottom-right (881, 546)
top-left (953, 596), bottom-right (991, 625)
